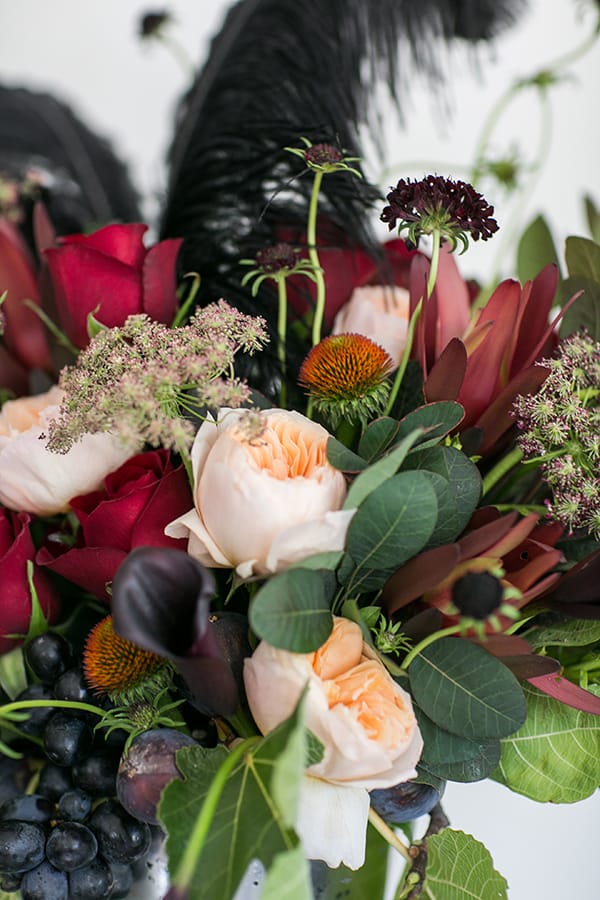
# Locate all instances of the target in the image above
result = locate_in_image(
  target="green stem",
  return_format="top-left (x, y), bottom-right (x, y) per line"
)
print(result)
top-left (481, 446), bottom-right (524, 497)
top-left (470, 84), bottom-right (521, 183)
top-left (368, 807), bottom-right (411, 862)
top-left (277, 275), bottom-right (288, 409)
top-left (156, 31), bottom-right (195, 77)
top-left (177, 444), bottom-right (195, 491)
top-left (171, 737), bottom-right (260, 891)
top-left (171, 274), bottom-right (201, 328)
top-left (401, 625), bottom-right (462, 671)
top-left (308, 170), bottom-right (326, 347)
top-left (425, 229), bottom-right (442, 302)
top-left (1, 699), bottom-right (107, 719)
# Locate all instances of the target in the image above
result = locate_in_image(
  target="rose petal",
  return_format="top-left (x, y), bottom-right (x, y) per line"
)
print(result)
top-left (295, 776), bottom-right (370, 870)
top-left (59, 223), bottom-right (148, 268)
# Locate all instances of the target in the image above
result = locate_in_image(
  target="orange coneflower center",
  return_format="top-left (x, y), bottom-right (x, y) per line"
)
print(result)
top-left (83, 615), bottom-right (166, 695)
top-left (299, 333), bottom-right (393, 400)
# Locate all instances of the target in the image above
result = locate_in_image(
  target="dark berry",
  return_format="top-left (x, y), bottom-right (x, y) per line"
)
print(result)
top-left (19, 859), bottom-right (69, 900)
top-left (14, 685), bottom-right (55, 737)
top-left (25, 633), bottom-right (72, 684)
top-left (117, 728), bottom-right (197, 824)
top-left (43, 713), bottom-right (94, 767)
top-left (0, 794), bottom-right (53, 824)
top-left (68, 857), bottom-right (114, 899)
top-left (72, 750), bottom-right (120, 797)
top-left (37, 764), bottom-right (73, 801)
top-left (88, 799), bottom-right (151, 864)
top-left (46, 822), bottom-right (98, 872)
top-left (0, 871), bottom-right (22, 891)
top-left (108, 861), bottom-right (134, 898)
top-left (0, 821), bottom-right (46, 873)
top-left (0, 757), bottom-right (32, 804)
top-left (369, 780), bottom-right (444, 824)
top-left (53, 668), bottom-right (93, 705)
top-left (56, 789), bottom-right (92, 823)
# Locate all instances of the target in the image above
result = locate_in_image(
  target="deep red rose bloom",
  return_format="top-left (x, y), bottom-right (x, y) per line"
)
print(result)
top-left (0, 218), bottom-right (51, 393)
top-left (44, 223), bottom-right (182, 349)
top-left (0, 509), bottom-right (60, 655)
top-left (37, 449), bottom-right (192, 601)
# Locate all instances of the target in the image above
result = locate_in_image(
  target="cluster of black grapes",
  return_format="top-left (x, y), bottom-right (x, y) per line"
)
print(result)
top-left (0, 633), bottom-right (160, 900)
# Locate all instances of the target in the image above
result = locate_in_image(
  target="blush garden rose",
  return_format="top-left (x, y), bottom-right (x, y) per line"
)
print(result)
top-left (0, 386), bottom-right (133, 516)
top-left (165, 408), bottom-right (355, 578)
top-left (243, 617), bottom-right (423, 868)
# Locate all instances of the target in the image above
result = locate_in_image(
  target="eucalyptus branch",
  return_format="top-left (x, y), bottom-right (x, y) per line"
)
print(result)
top-left (397, 802), bottom-right (450, 900)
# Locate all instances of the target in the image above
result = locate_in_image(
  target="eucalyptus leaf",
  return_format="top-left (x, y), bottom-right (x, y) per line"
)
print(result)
top-left (422, 829), bottom-right (508, 900)
top-left (395, 401), bottom-right (465, 450)
top-left (565, 234), bottom-right (600, 281)
top-left (250, 569), bottom-right (334, 652)
top-left (344, 428), bottom-right (424, 510)
top-left (161, 702), bottom-right (308, 900)
top-left (327, 437), bottom-right (367, 473)
top-left (404, 446), bottom-right (481, 546)
top-left (416, 708), bottom-right (500, 778)
top-left (526, 618), bottom-right (600, 649)
top-left (358, 417), bottom-right (400, 462)
top-left (343, 472), bottom-right (437, 591)
top-left (408, 638), bottom-right (527, 740)
top-left (584, 196), bottom-right (600, 244)
top-left (261, 846), bottom-right (312, 900)
top-left (288, 552), bottom-right (343, 572)
top-left (492, 685), bottom-right (600, 803)
top-left (516, 214), bottom-right (561, 288)
top-left (559, 275), bottom-right (600, 340)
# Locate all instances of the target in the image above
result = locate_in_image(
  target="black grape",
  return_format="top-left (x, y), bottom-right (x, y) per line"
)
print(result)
top-left (19, 859), bottom-right (69, 900)
top-left (25, 633), bottom-right (72, 685)
top-left (0, 821), bottom-right (46, 873)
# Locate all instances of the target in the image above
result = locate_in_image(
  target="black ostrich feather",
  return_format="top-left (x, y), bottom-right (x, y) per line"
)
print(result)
top-left (0, 85), bottom-right (140, 248)
top-left (160, 0), bottom-right (525, 391)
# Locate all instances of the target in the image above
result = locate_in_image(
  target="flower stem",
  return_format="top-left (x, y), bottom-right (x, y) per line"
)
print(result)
top-left (277, 275), bottom-right (288, 408)
top-left (401, 625), bottom-right (462, 671)
top-left (307, 170), bottom-right (326, 347)
top-left (384, 298), bottom-right (423, 417)
top-left (368, 807), bottom-right (411, 862)
top-left (425, 230), bottom-right (441, 302)
top-left (171, 737), bottom-right (260, 892)
top-left (481, 445), bottom-right (524, 496)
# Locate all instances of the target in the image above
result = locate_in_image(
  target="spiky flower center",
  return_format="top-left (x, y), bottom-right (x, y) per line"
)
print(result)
top-left (83, 615), bottom-right (166, 695)
top-left (304, 144), bottom-right (344, 167)
top-left (300, 334), bottom-right (393, 400)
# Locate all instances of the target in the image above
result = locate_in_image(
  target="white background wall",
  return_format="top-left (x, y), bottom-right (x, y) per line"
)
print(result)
top-left (1, 2), bottom-right (598, 898)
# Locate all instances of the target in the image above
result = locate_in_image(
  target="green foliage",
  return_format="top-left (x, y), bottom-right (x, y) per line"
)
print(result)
top-left (516, 214), bottom-right (561, 289)
top-left (560, 236), bottom-right (600, 339)
top-left (314, 823), bottom-right (389, 899)
top-left (416, 710), bottom-right (501, 783)
top-left (492, 685), bottom-right (600, 802)
top-left (584, 195), bottom-right (600, 244)
top-left (260, 847), bottom-right (312, 900)
top-left (250, 568), bottom-right (335, 652)
top-left (344, 428), bottom-right (423, 510)
top-left (525, 618), bottom-right (600, 650)
top-left (160, 699), bottom-right (315, 900)
top-left (408, 638), bottom-right (527, 740)
top-left (420, 829), bottom-right (508, 899)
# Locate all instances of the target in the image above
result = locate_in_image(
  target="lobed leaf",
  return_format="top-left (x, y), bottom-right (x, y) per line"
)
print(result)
top-left (422, 829), bottom-right (508, 899)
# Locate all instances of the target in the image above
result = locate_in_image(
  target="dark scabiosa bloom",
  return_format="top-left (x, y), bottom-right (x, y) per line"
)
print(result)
top-left (299, 333), bottom-right (394, 428)
top-left (240, 242), bottom-right (320, 296)
top-left (139, 10), bottom-right (172, 39)
top-left (285, 137), bottom-right (362, 176)
top-left (381, 174), bottom-right (499, 252)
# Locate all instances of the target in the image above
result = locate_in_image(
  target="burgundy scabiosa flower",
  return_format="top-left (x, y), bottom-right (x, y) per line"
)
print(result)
top-left (381, 174), bottom-right (499, 251)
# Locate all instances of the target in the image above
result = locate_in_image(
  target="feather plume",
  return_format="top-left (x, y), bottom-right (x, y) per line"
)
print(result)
top-left (160, 0), bottom-right (525, 388)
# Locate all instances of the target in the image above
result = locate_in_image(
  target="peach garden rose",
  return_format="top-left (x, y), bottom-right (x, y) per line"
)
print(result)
top-left (165, 407), bottom-right (355, 578)
top-left (0, 386), bottom-right (133, 516)
top-left (243, 617), bottom-right (423, 869)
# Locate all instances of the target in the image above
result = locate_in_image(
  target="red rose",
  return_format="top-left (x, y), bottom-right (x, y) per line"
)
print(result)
top-left (0, 218), bottom-right (51, 393)
top-left (44, 223), bottom-right (182, 349)
top-left (0, 509), bottom-right (60, 655)
top-left (37, 450), bottom-right (192, 601)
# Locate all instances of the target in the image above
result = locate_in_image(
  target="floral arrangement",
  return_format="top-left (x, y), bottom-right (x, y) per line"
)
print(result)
top-left (1, 5), bottom-right (600, 900)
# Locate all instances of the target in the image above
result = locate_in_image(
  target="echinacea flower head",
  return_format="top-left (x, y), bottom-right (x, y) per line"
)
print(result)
top-left (381, 174), bottom-right (498, 252)
top-left (83, 614), bottom-right (170, 701)
top-left (299, 333), bottom-right (394, 428)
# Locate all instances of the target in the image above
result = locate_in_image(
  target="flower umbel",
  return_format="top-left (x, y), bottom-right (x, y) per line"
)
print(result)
top-left (514, 332), bottom-right (600, 538)
top-left (299, 333), bottom-right (394, 428)
top-left (45, 301), bottom-right (268, 457)
top-left (381, 174), bottom-right (499, 252)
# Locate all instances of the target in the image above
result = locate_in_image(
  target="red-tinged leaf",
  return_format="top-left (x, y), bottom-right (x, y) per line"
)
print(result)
top-left (540, 548), bottom-right (600, 606)
top-left (457, 511), bottom-right (519, 560)
top-left (486, 513), bottom-right (539, 558)
top-left (470, 634), bottom-right (532, 657)
top-left (409, 253), bottom-right (430, 373)
top-left (507, 548), bottom-right (564, 593)
top-left (499, 654), bottom-right (560, 680)
top-left (433, 244), bottom-right (471, 354)
top-left (32, 201), bottom-right (56, 254)
top-left (424, 338), bottom-right (467, 403)
top-left (382, 543), bottom-right (461, 614)
top-left (509, 264), bottom-right (558, 376)
top-left (476, 363), bottom-right (550, 455)
top-left (527, 673), bottom-right (600, 715)
top-left (401, 608), bottom-right (445, 642)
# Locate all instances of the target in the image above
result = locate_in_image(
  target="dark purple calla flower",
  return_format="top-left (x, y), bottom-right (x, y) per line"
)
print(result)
top-left (111, 547), bottom-right (239, 715)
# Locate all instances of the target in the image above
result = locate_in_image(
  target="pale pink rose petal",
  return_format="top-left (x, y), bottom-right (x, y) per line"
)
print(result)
top-left (332, 285), bottom-right (410, 364)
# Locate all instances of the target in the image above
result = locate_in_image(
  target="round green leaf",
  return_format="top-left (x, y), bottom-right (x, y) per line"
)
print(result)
top-left (416, 709), bottom-right (501, 782)
top-left (493, 685), bottom-right (600, 803)
top-left (408, 638), bottom-right (527, 740)
top-left (250, 569), bottom-right (334, 652)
